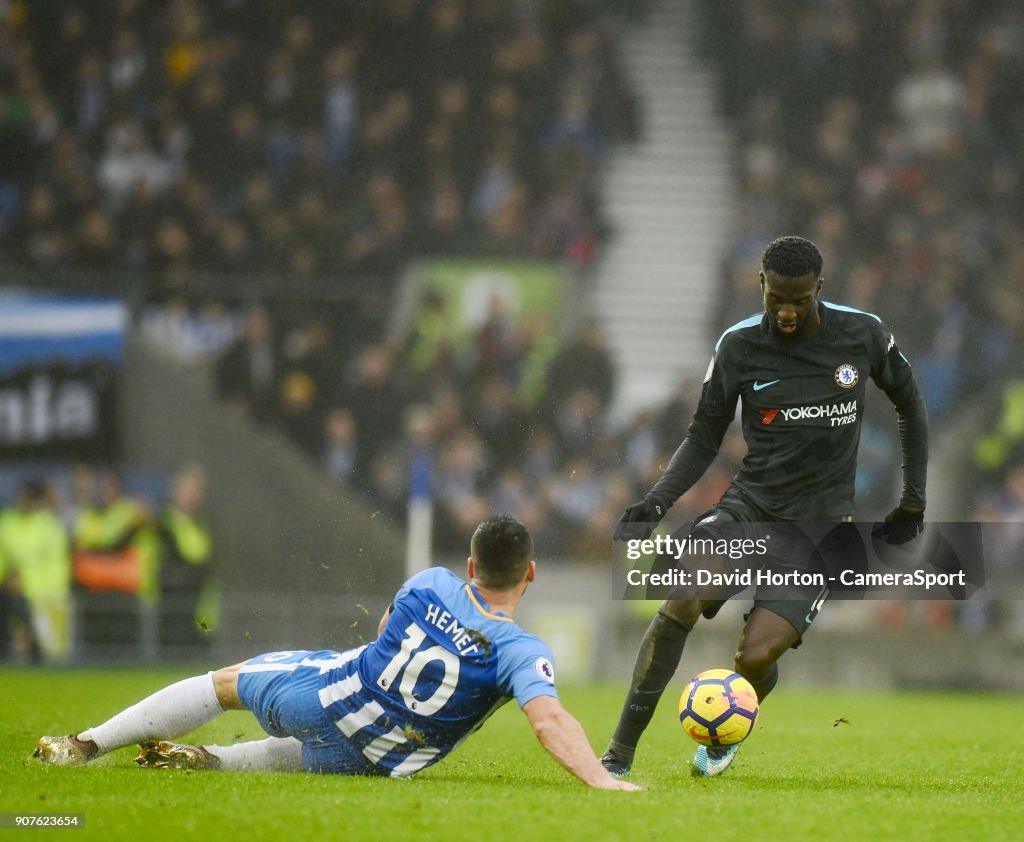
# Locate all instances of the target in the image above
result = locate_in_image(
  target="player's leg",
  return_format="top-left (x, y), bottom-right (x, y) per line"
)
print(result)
top-left (601, 597), bottom-right (707, 775)
top-left (603, 504), bottom-right (753, 775)
top-left (693, 594), bottom-right (823, 779)
top-left (733, 606), bottom-right (799, 700)
top-left (137, 735), bottom-right (304, 771)
top-left (734, 522), bottom-right (831, 702)
top-left (692, 607), bottom-right (799, 778)
top-left (135, 652), bottom-right (343, 773)
top-left (35, 663), bottom-right (242, 765)
top-left (210, 648), bottom-right (371, 774)
top-left (211, 662), bottom-right (245, 709)
top-left (133, 663), bottom-right (303, 771)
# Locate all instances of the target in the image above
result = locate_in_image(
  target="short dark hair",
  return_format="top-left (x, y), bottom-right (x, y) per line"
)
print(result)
top-left (761, 236), bottom-right (823, 278)
top-left (470, 515), bottom-right (534, 589)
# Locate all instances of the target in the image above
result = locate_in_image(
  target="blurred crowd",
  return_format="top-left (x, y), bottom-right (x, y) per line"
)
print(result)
top-left (0, 0), bottom-right (638, 291)
top-left (0, 465), bottom-right (216, 663)
top-left (208, 299), bottom-right (746, 560)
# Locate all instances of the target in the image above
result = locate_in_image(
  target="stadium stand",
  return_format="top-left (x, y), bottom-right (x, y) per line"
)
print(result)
top-left (3, 0), bottom-right (639, 281)
top-left (2, 0), bottom-right (1022, 657)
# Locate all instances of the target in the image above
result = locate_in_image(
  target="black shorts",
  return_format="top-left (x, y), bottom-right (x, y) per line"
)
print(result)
top-left (664, 488), bottom-right (836, 643)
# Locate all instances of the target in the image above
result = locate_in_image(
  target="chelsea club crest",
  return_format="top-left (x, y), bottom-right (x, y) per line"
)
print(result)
top-left (835, 363), bottom-right (859, 388)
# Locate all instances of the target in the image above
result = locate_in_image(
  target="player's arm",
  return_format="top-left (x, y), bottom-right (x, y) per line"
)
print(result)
top-left (875, 333), bottom-right (928, 507)
top-left (615, 348), bottom-right (737, 540)
top-left (872, 330), bottom-right (929, 541)
top-left (895, 394), bottom-right (927, 513)
top-left (522, 695), bottom-right (639, 791)
top-left (892, 387), bottom-right (928, 512)
top-left (647, 405), bottom-right (733, 505)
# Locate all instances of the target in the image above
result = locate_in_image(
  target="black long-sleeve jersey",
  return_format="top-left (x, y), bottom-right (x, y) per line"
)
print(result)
top-left (649, 302), bottom-right (929, 521)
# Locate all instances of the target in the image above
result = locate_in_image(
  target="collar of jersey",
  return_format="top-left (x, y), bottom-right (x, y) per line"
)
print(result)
top-left (464, 583), bottom-right (514, 623)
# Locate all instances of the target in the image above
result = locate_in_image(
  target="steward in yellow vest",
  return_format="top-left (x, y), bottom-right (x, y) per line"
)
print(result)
top-left (72, 471), bottom-right (159, 602)
top-left (0, 482), bottom-right (71, 660)
top-left (158, 465), bottom-right (217, 647)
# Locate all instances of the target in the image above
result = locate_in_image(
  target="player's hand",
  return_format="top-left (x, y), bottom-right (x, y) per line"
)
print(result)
top-left (872, 505), bottom-right (924, 546)
top-left (596, 776), bottom-right (642, 791)
top-left (613, 497), bottom-right (667, 541)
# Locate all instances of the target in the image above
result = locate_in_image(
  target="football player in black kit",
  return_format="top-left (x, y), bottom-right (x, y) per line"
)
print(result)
top-left (601, 236), bottom-right (929, 778)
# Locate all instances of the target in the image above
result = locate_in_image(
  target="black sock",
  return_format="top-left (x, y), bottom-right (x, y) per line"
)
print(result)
top-left (608, 612), bottom-right (692, 759)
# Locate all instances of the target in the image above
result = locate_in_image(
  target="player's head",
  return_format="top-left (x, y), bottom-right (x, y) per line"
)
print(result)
top-left (759, 236), bottom-right (824, 339)
top-left (761, 235), bottom-right (823, 279)
top-left (469, 515), bottom-right (535, 590)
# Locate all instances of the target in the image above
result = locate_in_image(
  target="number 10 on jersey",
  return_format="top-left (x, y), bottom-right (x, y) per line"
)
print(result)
top-left (377, 623), bottom-right (461, 715)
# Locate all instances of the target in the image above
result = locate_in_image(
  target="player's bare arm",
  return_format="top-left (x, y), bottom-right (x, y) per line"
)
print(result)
top-left (523, 695), bottom-right (640, 791)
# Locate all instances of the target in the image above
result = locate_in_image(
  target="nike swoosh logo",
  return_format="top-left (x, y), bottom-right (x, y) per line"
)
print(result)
top-left (752, 379), bottom-right (781, 391)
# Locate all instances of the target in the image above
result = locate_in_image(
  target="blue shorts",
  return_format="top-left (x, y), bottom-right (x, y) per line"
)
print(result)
top-left (237, 648), bottom-right (385, 775)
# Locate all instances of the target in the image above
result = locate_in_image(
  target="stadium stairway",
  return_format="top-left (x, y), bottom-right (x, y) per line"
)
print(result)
top-left (594, 0), bottom-right (734, 423)
top-left (121, 332), bottom-right (405, 660)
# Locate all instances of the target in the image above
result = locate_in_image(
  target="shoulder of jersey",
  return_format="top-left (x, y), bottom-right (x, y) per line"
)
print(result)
top-left (405, 566), bottom-right (462, 595)
top-left (715, 312), bottom-right (763, 352)
top-left (491, 628), bottom-right (553, 671)
top-left (822, 301), bottom-right (883, 327)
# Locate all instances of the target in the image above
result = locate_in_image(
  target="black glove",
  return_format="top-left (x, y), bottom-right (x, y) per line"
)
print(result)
top-left (613, 497), bottom-right (668, 541)
top-left (872, 505), bottom-right (925, 546)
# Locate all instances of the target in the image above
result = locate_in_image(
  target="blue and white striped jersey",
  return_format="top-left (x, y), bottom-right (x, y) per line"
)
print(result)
top-left (318, 567), bottom-right (557, 777)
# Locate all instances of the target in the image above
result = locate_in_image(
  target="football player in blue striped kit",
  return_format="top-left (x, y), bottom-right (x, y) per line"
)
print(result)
top-left (35, 516), bottom-right (638, 791)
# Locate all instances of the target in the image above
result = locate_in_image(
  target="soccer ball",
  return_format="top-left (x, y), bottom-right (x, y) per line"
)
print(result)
top-left (678, 669), bottom-right (759, 747)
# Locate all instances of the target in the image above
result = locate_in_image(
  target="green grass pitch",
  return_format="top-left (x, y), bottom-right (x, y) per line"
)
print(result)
top-left (3, 668), bottom-right (1022, 841)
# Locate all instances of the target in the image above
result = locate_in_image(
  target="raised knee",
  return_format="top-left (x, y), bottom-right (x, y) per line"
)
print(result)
top-left (734, 644), bottom-right (777, 680)
top-left (659, 599), bottom-right (700, 628)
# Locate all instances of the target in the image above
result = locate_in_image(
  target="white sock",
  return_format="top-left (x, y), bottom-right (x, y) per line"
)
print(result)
top-left (80, 673), bottom-right (223, 755)
top-left (205, 737), bottom-right (304, 771)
